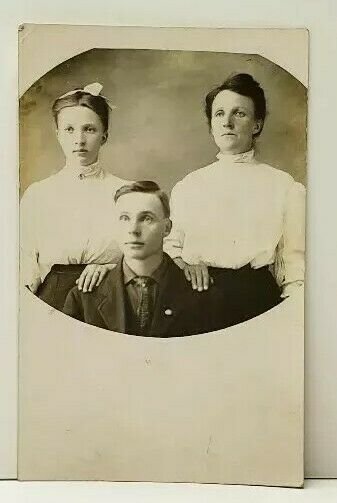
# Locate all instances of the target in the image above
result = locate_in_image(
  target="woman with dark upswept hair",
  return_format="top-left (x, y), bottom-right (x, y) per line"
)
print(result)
top-left (21, 83), bottom-right (129, 310)
top-left (165, 73), bottom-right (305, 326)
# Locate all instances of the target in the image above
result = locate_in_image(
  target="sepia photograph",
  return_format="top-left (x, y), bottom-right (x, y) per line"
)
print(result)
top-left (18, 25), bottom-right (306, 486)
top-left (20, 44), bottom-right (306, 337)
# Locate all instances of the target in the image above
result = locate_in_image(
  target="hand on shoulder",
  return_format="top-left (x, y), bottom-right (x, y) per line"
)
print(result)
top-left (173, 257), bottom-right (212, 292)
top-left (76, 263), bottom-right (117, 293)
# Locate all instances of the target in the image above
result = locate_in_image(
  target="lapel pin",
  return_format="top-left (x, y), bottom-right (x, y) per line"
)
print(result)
top-left (164, 308), bottom-right (173, 316)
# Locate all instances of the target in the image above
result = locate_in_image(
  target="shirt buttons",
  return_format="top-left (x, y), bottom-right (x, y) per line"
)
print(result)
top-left (79, 173), bottom-right (84, 180)
top-left (164, 309), bottom-right (173, 316)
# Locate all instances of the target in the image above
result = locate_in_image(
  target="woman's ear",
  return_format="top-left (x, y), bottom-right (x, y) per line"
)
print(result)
top-left (253, 119), bottom-right (263, 135)
top-left (101, 132), bottom-right (108, 145)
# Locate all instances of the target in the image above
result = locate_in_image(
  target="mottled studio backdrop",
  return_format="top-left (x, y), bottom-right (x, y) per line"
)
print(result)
top-left (19, 49), bottom-right (307, 197)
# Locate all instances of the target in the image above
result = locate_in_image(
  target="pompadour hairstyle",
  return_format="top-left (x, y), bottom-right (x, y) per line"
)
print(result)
top-left (114, 181), bottom-right (170, 218)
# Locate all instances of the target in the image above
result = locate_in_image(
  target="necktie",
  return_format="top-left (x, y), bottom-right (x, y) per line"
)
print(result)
top-left (133, 276), bottom-right (154, 335)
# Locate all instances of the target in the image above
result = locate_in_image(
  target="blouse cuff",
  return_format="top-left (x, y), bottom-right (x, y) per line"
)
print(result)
top-left (281, 281), bottom-right (304, 298)
top-left (23, 276), bottom-right (41, 294)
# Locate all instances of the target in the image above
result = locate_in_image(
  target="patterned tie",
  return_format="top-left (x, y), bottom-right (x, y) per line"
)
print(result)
top-left (133, 276), bottom-right (154, 336)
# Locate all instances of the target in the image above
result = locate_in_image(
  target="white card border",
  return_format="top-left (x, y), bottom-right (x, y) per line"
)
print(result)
top-left (1, 0), bottom-right (337, 481)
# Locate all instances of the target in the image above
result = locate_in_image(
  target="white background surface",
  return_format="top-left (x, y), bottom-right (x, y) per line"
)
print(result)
top-left (1, 0), bottom-right (337, 493)
top-left (0, 480), bottom-right (337, 502)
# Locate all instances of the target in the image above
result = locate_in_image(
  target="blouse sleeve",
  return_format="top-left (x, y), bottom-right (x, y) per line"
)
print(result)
top-left (163, 182), bottom-right (186, 260)
top-left (20, 185), bottom-right (42, 293)
top-left (275, 181), bottom-right (306, 297)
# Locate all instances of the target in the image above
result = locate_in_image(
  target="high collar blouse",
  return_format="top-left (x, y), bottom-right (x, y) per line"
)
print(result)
top-left (164, 150), bottom-right (306, 296)
top-left (20, 162), bottom-right (128, 292)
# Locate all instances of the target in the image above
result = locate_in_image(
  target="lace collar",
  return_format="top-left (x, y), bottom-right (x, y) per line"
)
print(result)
top-left (64, 160), bottom-right (104, 180)
top-left (216, 149), bottom-right (255, 164)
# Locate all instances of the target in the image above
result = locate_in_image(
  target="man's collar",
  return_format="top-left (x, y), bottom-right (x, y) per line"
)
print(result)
top-left (122, 255), bottom-right (169, 285)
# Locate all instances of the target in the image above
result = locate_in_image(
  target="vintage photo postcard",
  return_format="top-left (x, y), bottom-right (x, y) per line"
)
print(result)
top-left (18, 24), bottom-right (307, 486)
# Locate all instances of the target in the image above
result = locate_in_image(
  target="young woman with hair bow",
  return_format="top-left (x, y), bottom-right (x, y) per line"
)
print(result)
top-left (21, 83), bottom-right (129, 310)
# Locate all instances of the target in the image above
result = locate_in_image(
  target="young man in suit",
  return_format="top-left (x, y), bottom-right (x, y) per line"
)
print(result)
top-left (63, 181), bottom-right (228, 337)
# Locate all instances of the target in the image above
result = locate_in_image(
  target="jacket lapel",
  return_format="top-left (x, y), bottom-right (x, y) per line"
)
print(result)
top-left (94, 255), bottom-right (193, 336)
top-left (97, 260), bottom-right (126, 333)
top-left (149, 257), bottom-right (189, 337)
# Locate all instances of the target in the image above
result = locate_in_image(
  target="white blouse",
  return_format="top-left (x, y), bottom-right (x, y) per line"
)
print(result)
top-left (20, 162), bottom-right (128, 292)
top-left (164, 150), bottom-right (305, 297)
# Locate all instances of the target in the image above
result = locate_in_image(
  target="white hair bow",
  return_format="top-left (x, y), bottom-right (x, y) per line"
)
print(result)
top-left (57, 82), bottom-right (116, 110)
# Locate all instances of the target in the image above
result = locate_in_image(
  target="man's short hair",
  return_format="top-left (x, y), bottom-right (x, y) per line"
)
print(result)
top-left (114, 181), bottom-right (170, 218)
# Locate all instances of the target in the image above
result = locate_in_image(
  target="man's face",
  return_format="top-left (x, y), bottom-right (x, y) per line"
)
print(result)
top-left (115, 192), bottom-right (171, 260)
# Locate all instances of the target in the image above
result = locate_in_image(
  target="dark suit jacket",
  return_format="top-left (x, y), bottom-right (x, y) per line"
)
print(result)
top-left (63, 255), bottom-right (227, 337)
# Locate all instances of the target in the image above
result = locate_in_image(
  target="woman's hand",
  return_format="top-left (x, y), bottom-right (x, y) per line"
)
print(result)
top-left (173, 257), bottom-right (210, 291)
top-left (76, 263), bottom-right (117, 293)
